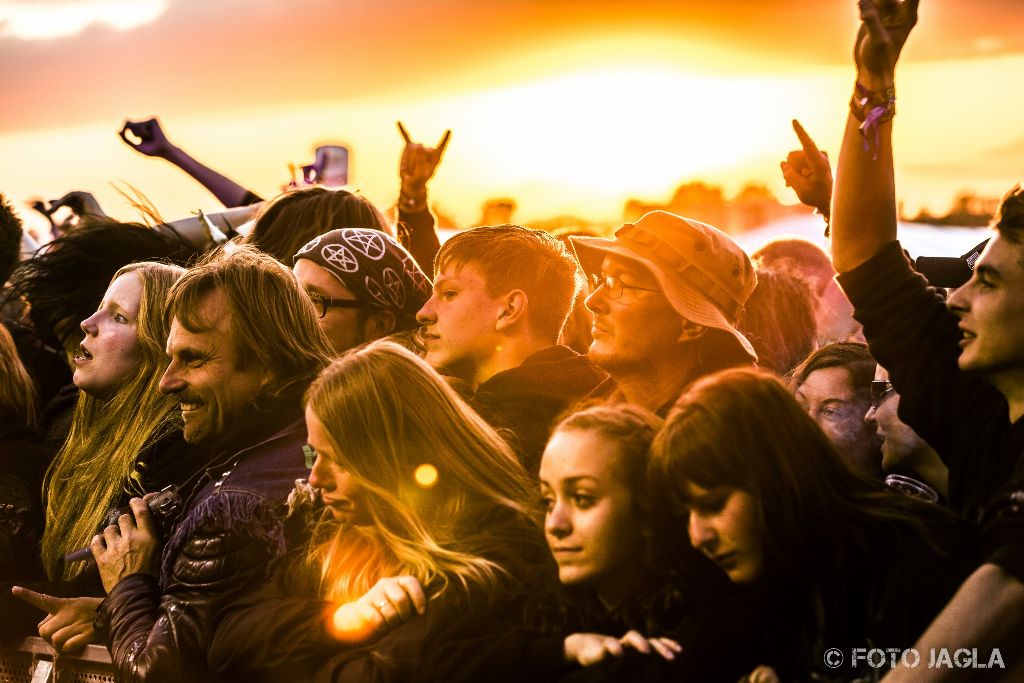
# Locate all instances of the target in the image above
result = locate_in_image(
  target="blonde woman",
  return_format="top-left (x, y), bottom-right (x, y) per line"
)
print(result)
top-left (38, 261), bottom-right (205, 584)
top-left (208, 341), bottom-right (551, 681)
top-left (8, 261), bottom-right (213, 652)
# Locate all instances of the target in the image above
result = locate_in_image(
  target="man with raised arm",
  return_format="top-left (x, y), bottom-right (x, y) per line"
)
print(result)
top-left (828, 0), bottom-right (1024, 678)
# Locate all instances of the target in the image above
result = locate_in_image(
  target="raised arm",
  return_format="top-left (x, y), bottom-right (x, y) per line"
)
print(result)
top-left (830, 0), bottom-right (919, 273)
top-left (395, 121), bottom-right (449, 276)
top-left (119, 118), bottom-right (262, 208)
top-left (47, 191), bottom-right (111, 233)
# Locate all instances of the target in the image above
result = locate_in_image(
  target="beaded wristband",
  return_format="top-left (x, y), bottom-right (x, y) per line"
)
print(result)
top-left (850, 82), bottom-right (896, 159)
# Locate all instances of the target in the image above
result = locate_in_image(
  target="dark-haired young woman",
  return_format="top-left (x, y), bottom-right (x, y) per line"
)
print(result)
top-left (416, 404), bottom-right (774, 683)
top-left (649, 368), bottom-right (975, 680)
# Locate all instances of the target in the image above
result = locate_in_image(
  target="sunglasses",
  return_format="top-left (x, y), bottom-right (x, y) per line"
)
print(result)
top-left (870, 380), bottom-right (895, 409)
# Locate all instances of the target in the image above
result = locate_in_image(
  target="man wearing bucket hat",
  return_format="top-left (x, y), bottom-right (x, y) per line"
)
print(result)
top-left (293, 227), bottom-right (431, 354)
top-left (571, 210), bottom-right (758, 415)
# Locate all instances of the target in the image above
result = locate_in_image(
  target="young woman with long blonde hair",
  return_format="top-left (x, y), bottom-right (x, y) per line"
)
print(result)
top-left (208, 341), bottom-right (550, 681)
top-left (41, 261), bottom-right (199, 582)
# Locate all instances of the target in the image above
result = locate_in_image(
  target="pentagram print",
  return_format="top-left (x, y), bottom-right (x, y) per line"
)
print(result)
top-left (343, 230), bottom-right (386, 260)
top-left (401, 255), bottom-right (430, 294)
top-left (365, 276), bottom-right (391, 307)
top-left (382, 267), bottom-right (405, 307)
top-left (321, 243), bottom-right (359, 273)
top-left (296, 235), bottom-right (322, 256)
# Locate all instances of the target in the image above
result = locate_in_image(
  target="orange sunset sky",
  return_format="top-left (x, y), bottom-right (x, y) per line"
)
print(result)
top-left (1, 0), bottom-right (1022, 234)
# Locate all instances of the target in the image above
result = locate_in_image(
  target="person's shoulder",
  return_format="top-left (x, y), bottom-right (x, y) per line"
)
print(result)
top-left (577, 376), bottom-right (620, 406)
top-left (229, 416), bottom-right (308, 476)
top-left (502, 345), bottom-right (608, 391)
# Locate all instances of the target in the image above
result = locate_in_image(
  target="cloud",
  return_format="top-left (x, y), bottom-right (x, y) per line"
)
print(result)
top-left (0, 0), bottom-right (169, 40)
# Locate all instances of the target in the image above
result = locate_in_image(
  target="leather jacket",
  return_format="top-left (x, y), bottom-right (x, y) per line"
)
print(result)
top-left (95, 412), bottom-right (309, 682)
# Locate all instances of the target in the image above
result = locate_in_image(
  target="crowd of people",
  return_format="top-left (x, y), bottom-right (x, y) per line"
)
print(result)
top-left (1, 1), bottom-right (1022, 681)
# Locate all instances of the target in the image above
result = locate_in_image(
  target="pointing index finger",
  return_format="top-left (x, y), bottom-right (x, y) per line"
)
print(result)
top-left (11, 586), bottom-right (61, 613)
top-left (791, 119), bottom-right (820, 157)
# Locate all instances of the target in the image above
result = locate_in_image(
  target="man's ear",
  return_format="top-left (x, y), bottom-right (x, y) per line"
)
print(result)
top-left (360, 309), bottom-right (398, 343)
top-left (678, 319), bottom-right (706, 343)
top-left (495, 290), bottom-right (528, 332)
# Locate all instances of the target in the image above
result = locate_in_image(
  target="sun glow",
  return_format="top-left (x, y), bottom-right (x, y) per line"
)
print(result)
top-left (416, 62), bottom-right (822, 221)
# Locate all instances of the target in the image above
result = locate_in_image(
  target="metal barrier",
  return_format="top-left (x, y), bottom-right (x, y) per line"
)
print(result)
top-left (0, 637), bottom-right (114, 683)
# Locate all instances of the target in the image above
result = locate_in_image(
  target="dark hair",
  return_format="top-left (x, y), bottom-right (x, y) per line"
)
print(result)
top-left (993, 183), bottom-right (1024, 244)
top-left (3, 222), bottom-right (193, 351)
top-left (435, 225), bottom-right (582, 342)
top-left (649, 368), bottom-right (964, 651)
top-left (751, 237), bottom-right (834, 295)
top-left (246, 187), bottom-right (392, 265)
top-left (788, 341), bottom-right (874, 400)
top-left (739, 269), bottom-right (817, 376)
top-left (0, 193), bottom-right (23, 287)
top-left (165, 245), bottom-right (333, 398)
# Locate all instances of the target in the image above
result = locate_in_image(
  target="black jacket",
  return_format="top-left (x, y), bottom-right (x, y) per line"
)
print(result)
top-left (95, 408), bottom-right (309, 682)
top-left (470, 346), bottom-right (608, 474)
top-left (837, 241), bottom-right (1024, 582)
top-left (0, 422), bottom-right (52, 582)
top-left (207, 496), bottom-right (551, 682)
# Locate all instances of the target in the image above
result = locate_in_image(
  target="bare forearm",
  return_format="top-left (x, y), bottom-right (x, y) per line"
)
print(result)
top-left (831, 109), bottom-right (897, 273)
top-left (883, 564), bottom-right (1024, 681)
top-left (164, 146), bottom-right (255, 208)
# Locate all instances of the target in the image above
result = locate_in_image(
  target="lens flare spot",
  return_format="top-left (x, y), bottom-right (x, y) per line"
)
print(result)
top-left (414, 464), bottom-right (439, 488)
top-left (330, 602), bottom-right (375, 643)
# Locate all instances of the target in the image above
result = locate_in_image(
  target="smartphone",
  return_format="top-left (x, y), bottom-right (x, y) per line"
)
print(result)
top-left (302, 145), bottom-right (349, 187)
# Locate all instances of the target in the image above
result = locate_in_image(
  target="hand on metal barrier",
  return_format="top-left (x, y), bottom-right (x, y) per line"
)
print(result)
top-left (10, 587), bottom-right (103, 654)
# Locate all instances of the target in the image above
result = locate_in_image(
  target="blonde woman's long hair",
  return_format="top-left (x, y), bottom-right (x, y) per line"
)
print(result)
top-left (304, 341), bottom-right (541, 606)
top-left (42, 261), bottom-right (185, 580)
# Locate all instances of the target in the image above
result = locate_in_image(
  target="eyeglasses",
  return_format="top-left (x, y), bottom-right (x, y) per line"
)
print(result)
top-left (588, 273), bottom-right (661, 300)
top-left (870, 380), bottom-right (895, 409)
top-left (308, 293), bottom-right (367, 319)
